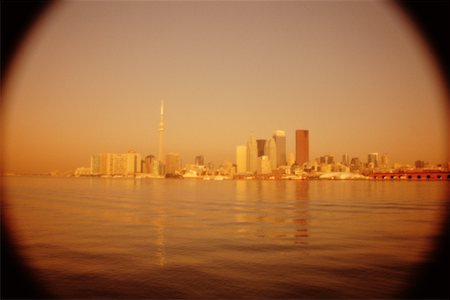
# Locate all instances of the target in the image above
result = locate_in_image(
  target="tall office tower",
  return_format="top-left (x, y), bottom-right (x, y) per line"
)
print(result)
top-left (295, 130), bottom-right (309, 166)
top-left (144, 155), bottom-right (155, 173)
top-left (247, 134), bottom-right (258, 173)
top-left (236, 145), bottom-right (247, 173)
top-left (368, 152), bottom-right (379, 168)
top-left (256, 139), bottom-right (266, 157)
top-left (195, 155), bottom-right (205, 166)
top-left (264, 137), bottom-right (277, 170)
top-left (257, 155), bottom-right (272, 174)
top-left (158, 100), bottom-right (164, 163)
top-left (165, 153), bottom-right (180, 175)
top-left (273, 130), bottom-right (287, 167)
top-left (342, 153), bottom-right (349, 166)
top-left (125, 150), bottom-right (142, 174)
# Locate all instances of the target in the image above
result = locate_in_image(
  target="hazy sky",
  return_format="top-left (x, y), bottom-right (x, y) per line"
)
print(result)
top-left (2, 1), bottom-right (448, 173)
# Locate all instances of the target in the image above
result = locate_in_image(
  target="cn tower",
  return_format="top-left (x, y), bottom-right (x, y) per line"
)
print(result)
top-left (158, 100), bottom-right (164, 163)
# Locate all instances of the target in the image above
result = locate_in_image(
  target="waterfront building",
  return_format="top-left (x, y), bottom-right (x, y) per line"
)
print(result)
top-left (90, 154), bottom-right (100, 175)
top-left (74, 167), bottom-right (91, 176)
top-left (295, 130), bottom-right (309, 166)
top-left (90, 152), bottom-right (141, 176)
top-left (165, 153), bottom-right (180, 175)
top-left (98, 153), bottom-right (113, 175)
top-left (247, 134), bottom-right (258, 173)
top-left (350, 157), bottom-right (362, 172)
top-left (195, 155), bottom-right (205, 166)
top-left (236, 145), bottom-right (247, 173)
top-left (264, 137), bottom-right (277, 171)
top-left (367, 152), bottom-right (379, 168)
top-left (126, 150), bottom-right (142, 174)
top-left (415, 160), bottom-right (425, 169)
top-left (273, 130), bottom-right (287, 167)
top-left (256, 139), bottom-right (266, 157)
top-left (144, 155), bottom-right (156, 173)
top-left (257, 155), bottom-right (272, 174)
top-left (342, 153), bottom-right (349, 166)
top-left (320, 155), bottom-right (335, 165)
top-left (287, 152), bottom-right (295, 167)
top-left (112, 153), bottom-right (127, 175)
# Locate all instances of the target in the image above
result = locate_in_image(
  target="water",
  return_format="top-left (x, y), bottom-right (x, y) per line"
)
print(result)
top-left (3, 177), bottom-right (448, 298)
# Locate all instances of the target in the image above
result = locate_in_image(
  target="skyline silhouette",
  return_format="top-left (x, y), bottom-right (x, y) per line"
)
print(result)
top-left (2, 1), bottom-right (448, 173)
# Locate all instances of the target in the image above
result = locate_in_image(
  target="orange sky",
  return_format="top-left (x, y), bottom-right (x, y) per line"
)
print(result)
top-left (2, 1), bottom-right (448, 173)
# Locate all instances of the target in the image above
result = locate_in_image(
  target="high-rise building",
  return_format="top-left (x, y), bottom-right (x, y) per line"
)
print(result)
top-left (273, 130), bottom-right (287, 167)
top-left (295, 130), bottom-right (309, 166)
top-left (195, 155), bottom-right (204, 166)
top-left (247, 134), bottom-right (258, 173)
top-left (264, 137), bottom-right (277, 170)
top-left (91, 152), bottom-right (142, 176)
top-left (256, 139), bottom-right (266, 157)
top-left (236, 145), bottom-right (247, 173)
top-left (342, 153), bottom-right (349, 166)
top-left (90, 154), bottom-right (100, 175)
top-left (165, 153), bottom-right (180, 175)
top-left (99, 153), bottom-right (113, 175)
top-left (368, 153), bottom-right (379, 168)
top-left (126, 150), bottom-right (141, 174)
top-left (144, 155), bottom-right (155, 173)
top-left (257, 155), bottom-right (272, 174)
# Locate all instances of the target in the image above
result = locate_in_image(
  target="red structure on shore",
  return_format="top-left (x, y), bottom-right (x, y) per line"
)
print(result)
top-left (369, 171), bottom-right (450, 180)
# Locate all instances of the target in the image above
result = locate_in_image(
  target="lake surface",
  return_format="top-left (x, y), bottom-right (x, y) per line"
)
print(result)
top-left (3, 177), bottom-right (448, 298)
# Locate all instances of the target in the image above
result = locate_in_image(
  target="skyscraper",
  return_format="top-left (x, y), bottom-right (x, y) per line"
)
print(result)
top-left (273, 130), bottom-right (286, 167)
top-left (256, 139), bottom-right (266, 157)
top-left (295, 130), bottom-right (309, 166)
top-left (144, 155), bottom-right (155, 173)
top-left (165, 153), bottom-right (180, 175)
top-left (368, 153), bottom-right (379, 168)
top-left (236, 145), bottom-right (247, 173)
top-left (257, 155), bottom-right (272, 174)
top-left (264, 137), bottom-right (277, 170)
top-left (342, 153), bottom-right (349, 166)
top-left (195, 155), bottom-right (204, 166)
top-left (247, 134), bottom-right (258, 173)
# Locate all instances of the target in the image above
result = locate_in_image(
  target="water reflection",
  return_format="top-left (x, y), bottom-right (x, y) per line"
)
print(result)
top-left (233, 180), bottom-right (310, 245)
top-left (151, 206), bottom-right (167, 267)
top-left (293, 182), bottom-right (310, 245)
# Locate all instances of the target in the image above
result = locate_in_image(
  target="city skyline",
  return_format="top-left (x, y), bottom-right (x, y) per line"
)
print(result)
top-left (2, 1), bottom-right (448, 173)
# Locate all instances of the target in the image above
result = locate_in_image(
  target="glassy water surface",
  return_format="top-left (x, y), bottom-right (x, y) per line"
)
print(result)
top-left (3, 177), bottom-right (448, 298)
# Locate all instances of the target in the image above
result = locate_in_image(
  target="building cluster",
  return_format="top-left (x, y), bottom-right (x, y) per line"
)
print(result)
top-left (236, 129), bottom-right (309, 176)
top-left (74, 151), bottom-right (143, 176)
top-left (71, 101), bottom-right (448, 179)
